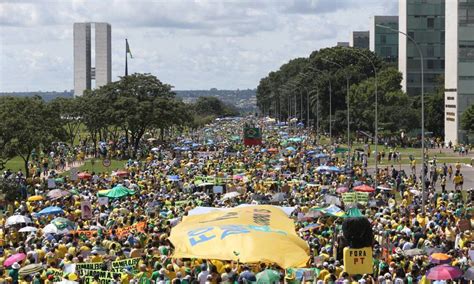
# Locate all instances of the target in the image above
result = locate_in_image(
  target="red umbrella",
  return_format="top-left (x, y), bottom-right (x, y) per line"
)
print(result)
top-left (77, 172), bottom-right (92, 180)
top-left (268, 148), bottom-right (279, 153)
top-left (4, 253), bottom-right (26, 267)
top-left (115, 170), bottom-right (129, 177)
top-left (426, 264), bottom-right (462, 280)
top-left (354, 184), bottom-right (375, 193)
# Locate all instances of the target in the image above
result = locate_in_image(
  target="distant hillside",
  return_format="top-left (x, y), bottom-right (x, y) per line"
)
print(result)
top-left (0, 88), bottom-right (257, 112)
top-left (175, 89), bottom-right (256, 112)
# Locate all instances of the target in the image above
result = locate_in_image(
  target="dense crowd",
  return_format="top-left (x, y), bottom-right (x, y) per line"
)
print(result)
top-left (1, 118), bottom-right (473, 284)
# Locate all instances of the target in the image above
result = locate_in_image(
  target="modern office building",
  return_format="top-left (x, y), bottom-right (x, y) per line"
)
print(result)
top-left (351, 31), bottom-right (370, 49)
top-left (73, 22), bottom-right (112, 97)
top-left (399, 0), bottom-right (445, 96)
top-left (370, 16), bottom-right (399, 65)
top-left (444, 0), bottom-right (474, 145)
top-left (337, 42), bottom-right (350, 47)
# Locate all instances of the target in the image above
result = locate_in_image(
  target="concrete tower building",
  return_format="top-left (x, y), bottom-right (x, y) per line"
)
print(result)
top-left (399, 0), bottom-right (445, 96)
top-left (73, 22), bottom-right (111, 97)
top-left (444, 0), bottom-right (474, 145)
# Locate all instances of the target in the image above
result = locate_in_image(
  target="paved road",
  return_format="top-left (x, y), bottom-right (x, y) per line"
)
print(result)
top-left (367, 162), bottom-right (474, 192)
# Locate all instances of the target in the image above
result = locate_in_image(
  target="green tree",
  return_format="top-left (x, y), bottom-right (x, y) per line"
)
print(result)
top-left (49, 97), bottom-right (82, 146)
top-left (461, 104), bottom-right (474, 133)
top-left (5, 96), bottom-right (65, 177)
top-left (424, 75), bottom-right (445, 136)
top-left (0, 97), bottom-right (18, 170)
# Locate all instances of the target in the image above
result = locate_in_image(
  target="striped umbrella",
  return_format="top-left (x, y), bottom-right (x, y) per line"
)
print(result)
top-left (19, 263), bottom-right (43, 276)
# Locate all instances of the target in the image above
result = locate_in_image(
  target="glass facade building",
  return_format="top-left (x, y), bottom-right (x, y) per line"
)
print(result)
top-left (399, 0), bottom-right (445, 96)
top-left (445, 0), bottom-right (474, 144)
top-left (370, 16), bottom-right (399, 65)
top-left (352, 31), bottom-right (370, 49)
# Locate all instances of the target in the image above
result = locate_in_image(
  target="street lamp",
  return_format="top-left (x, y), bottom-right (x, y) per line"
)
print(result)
top-left (321, 58), bottom-right (352, 166)
top-left (342, 47), bottom-right (379, 190)
top-left (377, 24), bottom-right (426, 213)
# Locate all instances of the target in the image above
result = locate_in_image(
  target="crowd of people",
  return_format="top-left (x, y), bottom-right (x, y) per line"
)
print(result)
top-left (1, 117), bottom-right (473, 284)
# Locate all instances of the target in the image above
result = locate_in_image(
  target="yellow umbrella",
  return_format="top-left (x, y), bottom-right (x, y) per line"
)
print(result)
top-left (28, 195), bottom-right (43, 202)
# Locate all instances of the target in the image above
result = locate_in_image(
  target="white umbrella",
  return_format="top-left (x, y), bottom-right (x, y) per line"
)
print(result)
top-left (221, 191), bottom-right (240, 201)
top-left (6, 215), bottom-right (31, 227)
top-left (42, 223), bottom-right (69, 235)
top-left (18, 226), bottom-right (38, 233)
top-left (151, 147), bottom-right (159, 152)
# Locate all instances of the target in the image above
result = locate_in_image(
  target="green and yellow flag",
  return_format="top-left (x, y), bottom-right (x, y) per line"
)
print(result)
top-left (126, 39), bottom-right (133, 58)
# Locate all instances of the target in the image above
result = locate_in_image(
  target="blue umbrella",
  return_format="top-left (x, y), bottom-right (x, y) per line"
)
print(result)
top-left (260, 148), bottom-right (267, 153)
top-left (173, 146), bottom-right (181, 151)
top-left (183, 140), bottom-right (193, 145)
top-left (36, 206), bottom-right (64, 216)
top-left (167, 175), bottom-right (180, 182)
top-left (306, 150), bottom-right (316, 155)
top-left (316, 166), bottom-right (330, 172)
top-left (328, 166), bottom-right (340, 172)
top-left (286, 146), bottom-right (296, 152)
top-left (315, 153), bottom-right (328, 158)
top-left (191, 143), bottom-right (201, 148)
top-left (180, 146), bottom-right (190, 151)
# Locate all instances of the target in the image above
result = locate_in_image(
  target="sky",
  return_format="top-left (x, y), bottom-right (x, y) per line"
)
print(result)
top-left (0, 0), bottom-right (397, 92)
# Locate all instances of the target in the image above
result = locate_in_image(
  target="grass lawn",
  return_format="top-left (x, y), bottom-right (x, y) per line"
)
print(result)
top-left (4, 156), bottom-right (25, 172)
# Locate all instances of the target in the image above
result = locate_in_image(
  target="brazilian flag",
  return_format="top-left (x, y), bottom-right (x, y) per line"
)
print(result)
top-left (243, 127), bottom-right (262, 146)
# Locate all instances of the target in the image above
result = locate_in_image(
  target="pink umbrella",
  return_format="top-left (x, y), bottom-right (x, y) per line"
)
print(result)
top-left (426, 264), bottom-right (462, 280)
top-left (115, 170), bottom-right (129, 177)
top-left (4, 253), bottom-right (26, 267)
top-left (336, 187), bottom-right (349, 194)
top-left (232, 175), bottom-right (243, 180)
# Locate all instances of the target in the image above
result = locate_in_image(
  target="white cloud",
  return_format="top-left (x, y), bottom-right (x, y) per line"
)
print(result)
top-left (0, 0), bottom-right (398, 91)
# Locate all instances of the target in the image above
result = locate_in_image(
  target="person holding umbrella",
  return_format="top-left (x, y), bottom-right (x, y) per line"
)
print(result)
top-left (8, 262), bottom-right (20, 284)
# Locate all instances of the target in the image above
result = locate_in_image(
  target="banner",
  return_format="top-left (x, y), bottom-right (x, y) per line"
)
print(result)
top-left (243, 127), bottom-right (262, 146)
top-left (71, 222), bottom-right (146, 239)
top-left (76, 258), bottom-right (140, 283)
top-left (169, 205), bottom-right (309, 268)
top-left (111, 257), bottom-right (140, 273)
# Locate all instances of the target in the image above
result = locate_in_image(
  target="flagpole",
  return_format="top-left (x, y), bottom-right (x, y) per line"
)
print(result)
top-left (125, 39), bottom-right (128, 76)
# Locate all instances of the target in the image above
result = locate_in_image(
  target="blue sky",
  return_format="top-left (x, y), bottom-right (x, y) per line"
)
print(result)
top-left (0, 0), bottom-right (397, 92)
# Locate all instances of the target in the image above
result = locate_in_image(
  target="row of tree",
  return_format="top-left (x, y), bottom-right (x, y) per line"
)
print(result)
top-left (256, 46), bottom-right (474, 139)
top-left (0, 73), bottom-right (238, 175)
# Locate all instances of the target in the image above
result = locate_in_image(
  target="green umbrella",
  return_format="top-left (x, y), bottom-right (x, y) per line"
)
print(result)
top-left (345, 207), bottom-right (364, 218)
top-left (256, 269), bottom-right (280, 283)
top-left (54, 178), bottom-right (64, 184)
top-left (99, 184), bottom-right (135, 199)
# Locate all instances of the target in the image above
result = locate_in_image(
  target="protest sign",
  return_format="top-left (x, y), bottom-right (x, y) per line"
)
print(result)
top-left (81, 200), bottom-right (92, 219)
top-left (343, 247), bottom-right (373, 275)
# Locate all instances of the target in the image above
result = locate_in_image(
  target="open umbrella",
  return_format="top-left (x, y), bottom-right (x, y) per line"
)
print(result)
top-left (315, 153), bottom-right (328, 158)
top-left (221, 192), bottom-right (240, 201)
top-left (430, 253), bottom-right (452, 264)
top-left (6, 215), bottom-right (31, 227)
top-left (426, 264), bottom-right (462, 280)
top-left (403, 248), bottom-right (425, 257)
top-left (115, 170), bottom-right (129, 177)
top-left (354, 185), bottom-right (375, 193)
top-left (299, 223), bottom-right (320, 232)
top-left (27, 195), bottom-right (43, 202)
top-left (51, 217), bottom-right (76, 230)
top-left (285, 146), bottom-right (296, 152)
top-left (36, 206), bottom-right (64, 216)
top-left (256, 269), bottom-right (280, 283)
top-left (18, 226), bottom-right (38, 233)
top-left (167, 175), bottom-right (180, 182)
top-left (463, 267), bottom-right (474, 280)
top-left (42, 223), bottom-right (69, 235)
top-left (4, 253), bottom-right (26, 267)
top-left (345, 207), bottom-right (363, 218)
top-left (268, 148), bottom-right (279, 153)
top-left (98, 184), bottom-right (135, 199)
top-left (19, 263), bottom-right (43, 276)
top-left (336, 187), bottom-right (349, 194)
top-left (47, 189), bottom-right (70, 199)
top-left (77, 172), bottom-right (92, 180)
